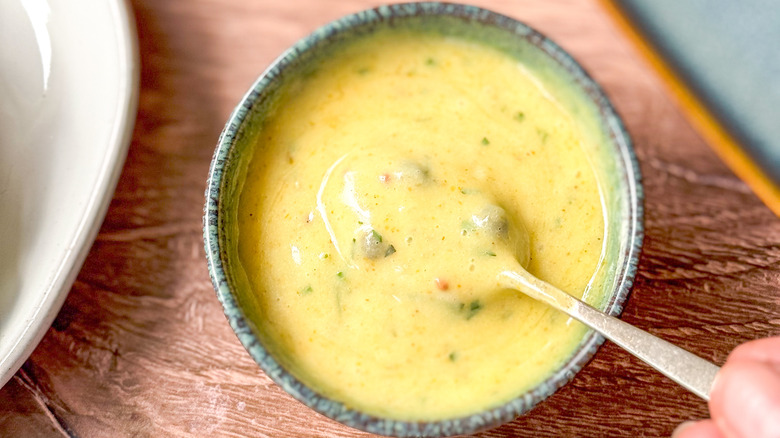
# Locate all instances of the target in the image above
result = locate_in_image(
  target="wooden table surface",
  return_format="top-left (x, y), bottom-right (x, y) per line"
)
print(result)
top-left (2, 0), bottom-right (779, 437)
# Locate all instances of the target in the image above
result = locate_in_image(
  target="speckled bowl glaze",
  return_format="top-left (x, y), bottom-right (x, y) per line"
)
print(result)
top-left (204, 3), bottom-right (643, 436)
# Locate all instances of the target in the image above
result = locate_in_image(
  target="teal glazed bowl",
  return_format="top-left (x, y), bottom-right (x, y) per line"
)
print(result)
top-left (204, 3), bottom-right (643, 436)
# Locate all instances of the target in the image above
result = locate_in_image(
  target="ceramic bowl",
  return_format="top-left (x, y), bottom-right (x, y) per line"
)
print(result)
top-left (204, 2), bottom-right (643, 436)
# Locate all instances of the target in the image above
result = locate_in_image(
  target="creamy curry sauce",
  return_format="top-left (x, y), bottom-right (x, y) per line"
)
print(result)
top-left (236, 31), bottom-right (606, 420)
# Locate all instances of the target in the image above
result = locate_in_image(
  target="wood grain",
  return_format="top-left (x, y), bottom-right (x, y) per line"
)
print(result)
top-left (2, 0), bottom-right (779, 437)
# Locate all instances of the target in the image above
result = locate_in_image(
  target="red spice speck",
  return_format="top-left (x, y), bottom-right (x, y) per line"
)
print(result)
top-left (379, 173), bottom-right (392, 183)
top-left (434, 277), bottom-right (449, 291)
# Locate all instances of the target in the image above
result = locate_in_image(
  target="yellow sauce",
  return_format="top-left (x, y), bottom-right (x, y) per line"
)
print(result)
top-left (237, 31), bottom-right (605, 420)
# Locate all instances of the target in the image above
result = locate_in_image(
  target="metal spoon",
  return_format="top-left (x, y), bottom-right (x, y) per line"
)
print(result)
top-left (499, 266), bottom-right (720, 400)
top-left (323, 157), bottom-right (720, 400)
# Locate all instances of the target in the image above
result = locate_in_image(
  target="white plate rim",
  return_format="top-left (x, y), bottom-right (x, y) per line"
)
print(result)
top-left (0, 0), bottom-right (139, 388)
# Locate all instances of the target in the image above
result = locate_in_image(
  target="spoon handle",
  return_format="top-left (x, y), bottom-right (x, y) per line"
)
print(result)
top-left (572, 298), bottom-right (720, 400)
top-left (500, 270), bottom-right (720, 400)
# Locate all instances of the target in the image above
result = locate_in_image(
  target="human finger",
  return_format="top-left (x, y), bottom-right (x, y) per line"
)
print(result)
top-left (709, 360), bottom-right (780, 438)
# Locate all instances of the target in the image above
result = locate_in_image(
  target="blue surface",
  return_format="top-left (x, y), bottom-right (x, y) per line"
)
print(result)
top-left (615, 0), bottom-right (780, 184)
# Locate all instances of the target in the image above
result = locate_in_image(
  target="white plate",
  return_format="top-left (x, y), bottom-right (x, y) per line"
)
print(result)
top-left (0, 0), bottom-right (138, 387)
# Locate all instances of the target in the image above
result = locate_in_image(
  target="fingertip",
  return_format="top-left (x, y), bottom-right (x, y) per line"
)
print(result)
top-left (727, 336), bottom-right (780, 364)
top-left (672, 420), bottom-right (694, 438)
top-left (710, 361), bottom-right (780, 438)
top-left (672, 420), bottom-right (722, 438)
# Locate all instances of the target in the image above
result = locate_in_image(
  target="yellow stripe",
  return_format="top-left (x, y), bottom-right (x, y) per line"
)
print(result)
top-left (599, 0), bottom-right (780, 216)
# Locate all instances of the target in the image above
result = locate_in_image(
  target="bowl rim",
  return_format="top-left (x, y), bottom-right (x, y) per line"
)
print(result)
top-left (203, 2), bottom-right (644, 436)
